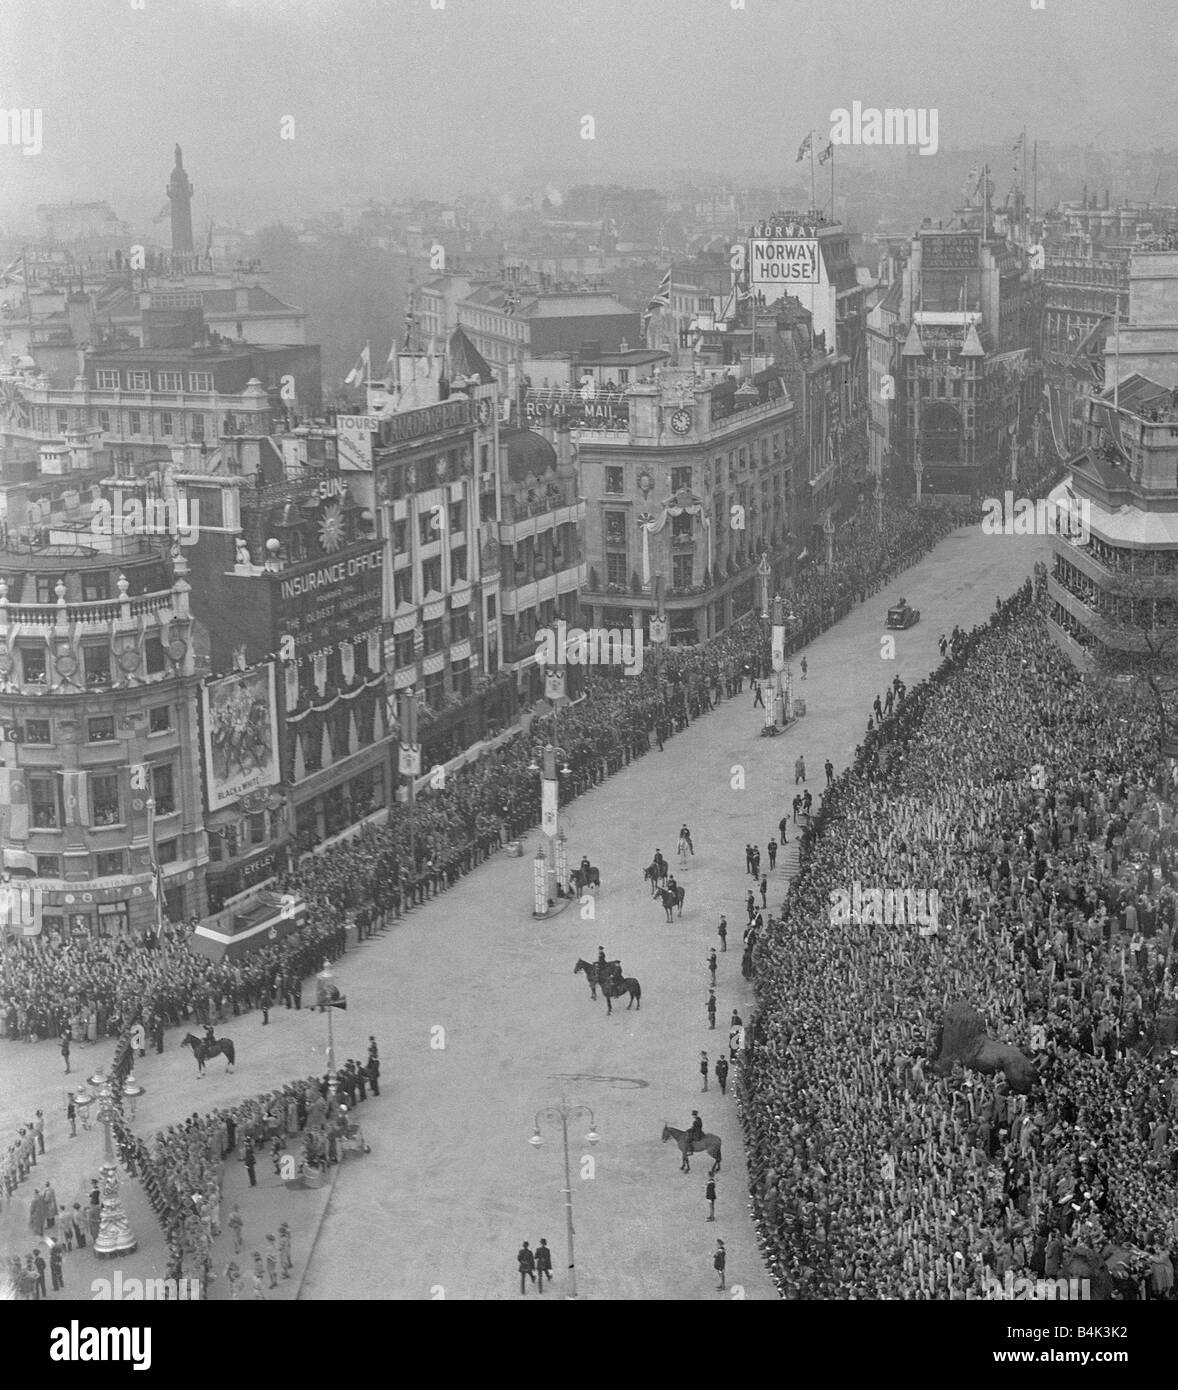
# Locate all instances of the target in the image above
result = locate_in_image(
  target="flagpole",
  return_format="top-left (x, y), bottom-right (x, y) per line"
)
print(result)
top-left (830, 142), bottom-right (835, 223)
top-left (809, 130), bottom-right (816, 215)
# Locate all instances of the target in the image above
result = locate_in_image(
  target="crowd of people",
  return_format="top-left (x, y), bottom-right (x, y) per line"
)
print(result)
top-left (0, 498), bottom-right (978, 1049)
top-left (739, 583), bottom-right (1178, 1299)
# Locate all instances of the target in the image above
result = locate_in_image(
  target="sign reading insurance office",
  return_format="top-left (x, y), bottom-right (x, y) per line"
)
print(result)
top-left (201, 665), bottom-right (282, 812)
top-left (277, 543), bottom-right (384, 654)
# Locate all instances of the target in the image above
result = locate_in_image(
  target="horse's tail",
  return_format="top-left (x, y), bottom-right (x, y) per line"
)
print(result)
top-left (633, 981), bottom-right (642, 999)
top-left (223, 1042), bottom-right (236, 1065)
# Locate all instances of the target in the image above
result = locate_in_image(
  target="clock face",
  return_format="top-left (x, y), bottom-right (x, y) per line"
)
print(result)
top-left (670, 408), bottom-right (692, 435)
top-left (476, 399), bottom-right (492, 426)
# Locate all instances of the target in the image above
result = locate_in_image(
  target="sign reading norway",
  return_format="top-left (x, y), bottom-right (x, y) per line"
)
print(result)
top-left (201, 664), bottom-right (282, 811)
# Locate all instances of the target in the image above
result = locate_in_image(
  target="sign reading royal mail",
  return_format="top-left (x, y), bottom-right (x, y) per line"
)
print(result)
top-left (750, 238), bottom-right (821, 285)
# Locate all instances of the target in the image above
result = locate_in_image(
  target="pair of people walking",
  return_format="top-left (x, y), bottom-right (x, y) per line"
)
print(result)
top-left (516, 1238), bottom-right (553, 1293)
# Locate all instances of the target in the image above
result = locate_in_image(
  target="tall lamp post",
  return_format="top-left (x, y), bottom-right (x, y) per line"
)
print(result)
top-left (398, 691), bottom-right (420, 873)
top-left (529, 739), bottom-right (571, 915)
top-left (874, 472), bottom-right (885, 529)
top-left (823, 512), bottom-right (835, 572)
top-left (93, 1078), bottom-right (137, 1259)
top-left (529, 1097), bottom-right (599, 1299)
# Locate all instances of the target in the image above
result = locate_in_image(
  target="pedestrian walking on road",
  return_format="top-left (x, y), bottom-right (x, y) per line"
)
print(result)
top-left (792, 793), bottom-right (802, 823)
top-left (743, 844), bottom-right (754, 874)
top-left (699, 1051), bottom-right (709, 1092)
top-left (767, 838), bottom-right (777, 870)
top-left (752, 680), bottom-right (764, 709)
top-left (707, 949), bottom-right (718, 985)
top-left (794, 755), bottom-right (806, 784)
top-left (66, 1095), bottom-right (76, 1139)
top-left (717, 915), bottom-right (727, 952)
top-left (228, 1203), bottom-right (244, 1254)
top-left (759, 876), bottom-right (768, 908)
top-left (778, 815), bottom-right (789, 844)
top-left (535, 1238), bottom-right (552, 1292)
top-left (278, 1222), bottom-right (293, 1278)
top-left (800, 656), bottom-right (807, 680)
top-left (824, 759), bottom-right (834, 786)
top-left (705, 1179), bottom-right (716, 1221)
top-left (265, 1235), bottom-right (279, 1288)
top-left (61, 1034), bottom-right (70, 1075)
top-left (745, 891), bottom-right (756, 924)
top-left (243, 1142), bottom-right (257, 1188)
top-left (517, 1241), bottom-right (537, 1294)
top-left (714, 1240), bottom-right (727, 1289)
top-left (802, 790), bottom-right (813, 817)
top-left (750, 846), bottom-right (760, 878)
top-left (715, 1056), bottom-right (729, 1095)
top-left (706, 990), bottom-right (717, 1029)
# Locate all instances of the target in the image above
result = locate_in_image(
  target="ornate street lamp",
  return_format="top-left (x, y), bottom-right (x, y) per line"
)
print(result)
top-left (529, 1097), bottom-right (599, 1299)
top-left (93, 1078), bottom-right (136, 1259)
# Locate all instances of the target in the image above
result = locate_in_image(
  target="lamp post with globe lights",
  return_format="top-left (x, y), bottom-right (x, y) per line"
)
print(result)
top-left (529, 1097), bottom-right (599, 1299)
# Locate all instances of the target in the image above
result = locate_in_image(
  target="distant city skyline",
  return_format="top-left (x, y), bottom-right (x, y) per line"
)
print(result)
top-left (1, 0), bottom-right (1175, 229)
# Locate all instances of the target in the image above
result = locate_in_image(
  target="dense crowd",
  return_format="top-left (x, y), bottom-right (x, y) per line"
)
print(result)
top-left (740, 586), bottom-right (1178, 1299)
top-left (1, 498), bottom-right (978, 1047)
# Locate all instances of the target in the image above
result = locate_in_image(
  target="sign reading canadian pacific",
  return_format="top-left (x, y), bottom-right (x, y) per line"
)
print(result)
top-left (750, 238), bottom-right (820, 285)
top-left (377, 398), bottom-right (473, 447)
top-left (277, 543), bottom-right (383, 653)
top-left (201, 665), bottom-right (282, 811)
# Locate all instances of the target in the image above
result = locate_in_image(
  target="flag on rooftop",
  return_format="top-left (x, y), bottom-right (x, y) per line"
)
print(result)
top-left (817, 140), bottom-right (834, 166)
top-left (344, 344), bottom-right (370, 387)
top-left (796, 133), bottom-right (812, 162)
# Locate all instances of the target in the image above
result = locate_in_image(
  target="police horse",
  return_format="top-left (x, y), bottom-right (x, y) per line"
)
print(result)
top-left (574, 958), bottom-right (621, 1001)
top-left (643, 853), bottom-right (669, 896)
top-left (601, 975), bottom-right (642, 1014)
top-left (182, 1033), bottom-right (236, 1077)
top-left (570, 863), bottom-right (602, 894)
top-left (658, 884), bottom-right (686, 921)
top-left (661, 1123), bottom-right (722, 1175)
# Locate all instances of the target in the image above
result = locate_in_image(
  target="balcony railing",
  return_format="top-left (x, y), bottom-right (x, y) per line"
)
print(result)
top-left (0, 590), bottom-right (175, 626)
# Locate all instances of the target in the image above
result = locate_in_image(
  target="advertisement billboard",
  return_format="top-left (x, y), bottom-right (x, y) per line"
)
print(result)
top-left (336, 415), bottom-right (380, 472)
top-left (276, 544), bottom-right (384, 655)
top-left (750, 238), bottom-right (820, 285)
top-left (201, 664), bottom-right (282, 811)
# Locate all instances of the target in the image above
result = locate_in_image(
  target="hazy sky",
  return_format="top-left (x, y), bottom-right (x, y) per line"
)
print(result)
top-left (1, 0), bottom-right (1175, 228)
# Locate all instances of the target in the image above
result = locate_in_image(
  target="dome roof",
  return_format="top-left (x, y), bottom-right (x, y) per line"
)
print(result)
top-left (502, 428), bottom-right (557, 482)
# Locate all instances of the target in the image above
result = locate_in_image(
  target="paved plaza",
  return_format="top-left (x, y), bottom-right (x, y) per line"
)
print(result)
top-left (1, 525), bottom-right (1048, 1299)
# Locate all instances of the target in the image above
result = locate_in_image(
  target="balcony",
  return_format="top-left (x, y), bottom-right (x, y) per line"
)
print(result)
top-left (0, 589), bottom-right (176, 630)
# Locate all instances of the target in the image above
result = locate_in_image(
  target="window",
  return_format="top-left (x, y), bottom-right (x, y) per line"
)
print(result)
top-left (419, 510), bottom-right (439, 545)
top-left (424, 667), bottom-right (445, 710)
top-left (90, 772), bottom-right (121, 826)
top-left (96, 851), bottom-right (123, 877)
top-left (81, 573), bottom-right (110, 602)
top-left (449, 500), bottom-right (465, 534)
top-left (156, 371), bottom-right (182, 392)
top-left (606, 552), bottom-right (628, 586)
top-left (35, 575), bottom-right (59, 604)
top-left (739, 448), bottom-right (747, 469)
top-left (392, 520), bottom-right (407, 554)
top-left (191, 415), bottom-right (205, 442)
top-left (450, 609), bottom-right (470, 643)
top-left (152, 762), bottom-right (175, 816)
top-left (421, 556), bottom-right (442, 594)
top-left (671, 466), bottom-right (692, 494)
top-left (129, 410), bottom-right (142, 435)
top-left (605, 510), bottom-right (627, 546)
top-left (96, 370), bottom-right (120, 390)
top-left (394, 630), bottom-right (415, 668)
top-left (423, 618), bottom-right (444, 655)
top-left (148, 705), bottom-right (171, 733)
top-left (605, 466), bottom-right (624, 495)
top-left (145, 636), bottom-right (165, 675)
top-left (671, 513), bottom-right (694, 540)
top-left (88, 716), bottom-right (116, 743)
top-left (83, 645), bottom-right (111, 687)
top-left (451, 656), bottom-right (471, 697)
top-left (36, 855), bottom-right (62, 878)
top-left (20, 645), bottom-right (47, 683)
top-left (30, 775), bottom-right (60, 828)
top-left (394, 567), bottom-right (414, 607)
top-left (188, 372), bottom-right (213, 392)
top-left (160, 411), bottom-right (174, 436)
top-left (450, 547), bottom-right (468, 582)
top-left (673, 554), bottom-right (694, 590)
top-left (98, 410), bottom-right (111, 433)
top-left (127, 371), bottom-right (150, 390)
top-left (24, 718), bottom-right (50, 744)
top-left (249, 812), bottom-right (266, 846)
top-left (56, 409), bottom-right (68, 433)
top-left (156, 838), bottom-right (178, 865)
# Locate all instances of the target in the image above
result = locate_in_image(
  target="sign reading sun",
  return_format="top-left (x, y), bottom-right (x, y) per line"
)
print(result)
top-left (318, 503), bottom-right (345, 552)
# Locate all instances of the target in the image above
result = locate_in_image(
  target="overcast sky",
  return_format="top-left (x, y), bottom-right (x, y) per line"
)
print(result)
top-left (1, 0), bottom-right (1175, 228)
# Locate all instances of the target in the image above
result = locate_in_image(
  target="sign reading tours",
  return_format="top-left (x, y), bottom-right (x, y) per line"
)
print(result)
top-left (750, 238), bottom-right (821, 285)
top-left (277, 543), bottom-right (384, 654)
top-left (336, 415), bottom-right (381, 472)
top-left (201, 665), bottom-right (282, 811)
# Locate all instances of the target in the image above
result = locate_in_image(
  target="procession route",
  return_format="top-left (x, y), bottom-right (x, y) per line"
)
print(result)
top-left (0, 525), bottom-right (1049, 1300)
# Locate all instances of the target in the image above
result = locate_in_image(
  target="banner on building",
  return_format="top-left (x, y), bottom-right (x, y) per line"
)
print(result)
top-left (750, 238), bottom-right (820, 286)
top-left (541, 778), bottom-right (558, 837)
top-left (336, 415), bottom-right (381, 472)
top-left (201, 664), bottom-right (282, 811)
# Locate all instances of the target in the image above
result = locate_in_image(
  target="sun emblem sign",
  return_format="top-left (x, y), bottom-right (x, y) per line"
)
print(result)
top-left (318, 503), bottom-right (345, 553)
